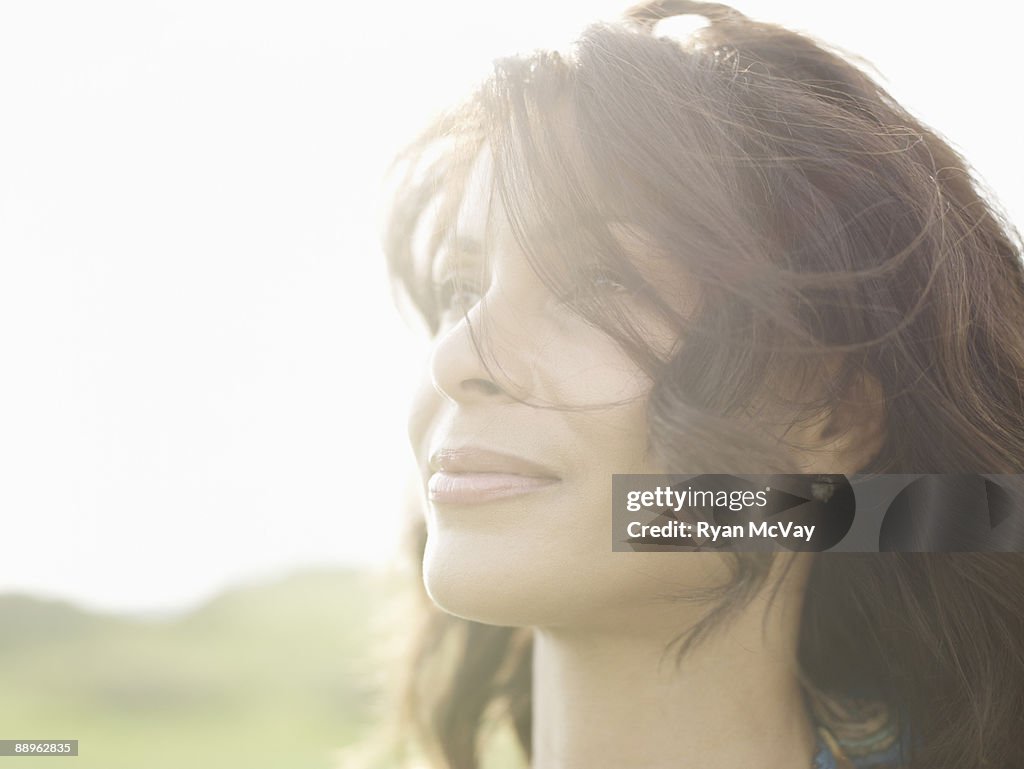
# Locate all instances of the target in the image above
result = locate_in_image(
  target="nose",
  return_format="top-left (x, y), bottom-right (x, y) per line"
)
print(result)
top-left (428, 308), bottom-right (515, 406)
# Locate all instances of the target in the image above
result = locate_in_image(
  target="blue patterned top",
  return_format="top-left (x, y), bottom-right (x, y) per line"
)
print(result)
top-left (807, 688), bottom-right (910, 769)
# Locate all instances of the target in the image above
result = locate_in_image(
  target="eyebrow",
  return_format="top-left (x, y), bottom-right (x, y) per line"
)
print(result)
top-left (432, 213), bottom-right (636, 284)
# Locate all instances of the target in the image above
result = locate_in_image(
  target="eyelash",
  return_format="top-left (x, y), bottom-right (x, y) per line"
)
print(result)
top-left (432, 266), bottom-right (640, 318)
top-left (582, 267), bottom-right (631, 294)
top-left (434, 276), bottom-right (485, 316)
top-left (558, 267), bottom-right (639, 305)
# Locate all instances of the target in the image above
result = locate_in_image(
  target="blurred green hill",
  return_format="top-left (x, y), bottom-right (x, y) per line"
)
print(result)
top-left (0, 567), bottom-right (403, 769)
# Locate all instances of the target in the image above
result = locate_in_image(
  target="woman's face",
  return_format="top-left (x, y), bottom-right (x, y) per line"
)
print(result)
top-left (405, 152), bottom-right (734, 630)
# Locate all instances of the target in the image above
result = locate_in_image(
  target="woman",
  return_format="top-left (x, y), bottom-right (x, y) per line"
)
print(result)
top-left (379, 2), bottom-right (1024, 768)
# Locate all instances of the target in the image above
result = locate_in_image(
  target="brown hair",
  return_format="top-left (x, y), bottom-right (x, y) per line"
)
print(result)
top-left (381, 2), bottom-right (1024, 767)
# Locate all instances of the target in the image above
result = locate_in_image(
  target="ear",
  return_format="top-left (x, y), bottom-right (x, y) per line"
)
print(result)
top-left (785, 363), bottom-right (888, 475)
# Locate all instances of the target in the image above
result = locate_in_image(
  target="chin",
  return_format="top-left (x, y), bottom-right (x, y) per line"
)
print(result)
top-left (420, 529), bottom-right (592, 627)
top-left (422, 533), bottom-right (538, 626)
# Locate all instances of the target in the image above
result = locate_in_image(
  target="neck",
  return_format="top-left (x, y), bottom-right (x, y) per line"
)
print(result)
top-left (531, 566), bottom-right (816, 769)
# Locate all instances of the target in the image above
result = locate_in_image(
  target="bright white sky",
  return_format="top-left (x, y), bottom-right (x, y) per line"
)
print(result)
top-left (0, 0), bottom-right (1019, 616)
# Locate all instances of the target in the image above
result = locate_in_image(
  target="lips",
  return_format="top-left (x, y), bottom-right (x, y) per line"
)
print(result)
top-left (427, 446), bottom-right (561, 505)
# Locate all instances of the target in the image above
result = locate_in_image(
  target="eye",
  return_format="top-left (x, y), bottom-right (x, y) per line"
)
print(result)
top-left (586, 267), bottom-right (631, 294)
top-left (435, 274), bottom-right (485, 318)
top-left (559, 266), bottom-right (637, 305)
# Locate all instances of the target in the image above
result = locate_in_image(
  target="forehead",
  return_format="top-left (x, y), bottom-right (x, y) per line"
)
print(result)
top-left (431, 146), bottom-right (525, 278)
top-left (451, 145), bottom-right (504, 251)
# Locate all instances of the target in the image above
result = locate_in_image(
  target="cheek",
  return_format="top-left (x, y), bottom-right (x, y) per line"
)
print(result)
top-left (535, 322), bottom-right (654, 407)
